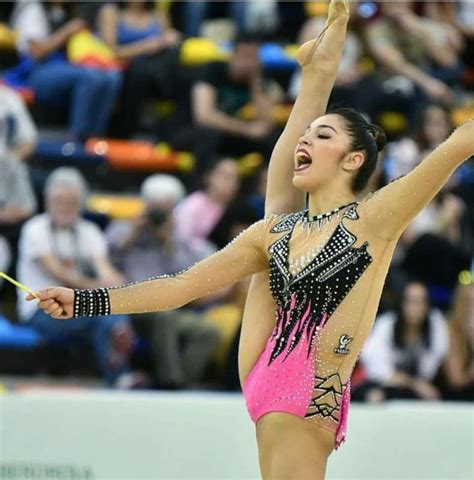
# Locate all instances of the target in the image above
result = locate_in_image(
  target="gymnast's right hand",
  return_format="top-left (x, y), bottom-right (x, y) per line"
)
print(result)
top-left (26, 287), bottom-right (74, 320)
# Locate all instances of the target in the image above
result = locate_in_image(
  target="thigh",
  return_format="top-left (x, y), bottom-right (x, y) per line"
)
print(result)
top-left (238, 272), bottom-right (276, 386)
top-left (28, 62), bottom-right (85, 104)
top-left (256, 412), bottom-right (334, 480)
top-left (29, 309), bottom-right (92, 341)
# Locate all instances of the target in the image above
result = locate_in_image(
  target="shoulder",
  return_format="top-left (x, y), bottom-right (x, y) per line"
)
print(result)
top-left (265, 210), bottom-right (304, 233)
top-left (77, 218), bottom-right (105, 239)
top-left (22, 213), bottom-right (47, 232)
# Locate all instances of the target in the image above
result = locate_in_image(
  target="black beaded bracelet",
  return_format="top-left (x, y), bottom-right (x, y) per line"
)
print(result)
top-left (73, 288), bottom-right (111, 317)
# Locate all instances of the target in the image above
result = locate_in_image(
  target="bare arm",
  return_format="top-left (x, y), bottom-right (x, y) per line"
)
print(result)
top-left (366, 25), bottom-right (451, 102)
top-left (38, 255), bottom-right (101, 290)
top-left (265, 0), bottom-right (350, 215)
top-left (28, 19), bottom-right (85, 61)
top-left (362, 119), bottom-right (474, 240)
top-left (97, 4), bottom-right (176, 61)
top-left (192, 82), bottom-right (257, 137)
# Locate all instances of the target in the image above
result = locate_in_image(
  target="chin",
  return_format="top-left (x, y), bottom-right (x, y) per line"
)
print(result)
top-left (292, 174), bottom-right (315, 193)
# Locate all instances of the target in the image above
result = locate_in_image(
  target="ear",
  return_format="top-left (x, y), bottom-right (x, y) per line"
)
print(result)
top-left (342, 151), bottom-right (365, 172)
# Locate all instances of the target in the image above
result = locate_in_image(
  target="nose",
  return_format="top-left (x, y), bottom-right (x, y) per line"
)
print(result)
top-left (298, 133), bottom-right (311, 146)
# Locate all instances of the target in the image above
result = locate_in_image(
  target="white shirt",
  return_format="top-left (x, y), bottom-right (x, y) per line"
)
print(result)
top-left (361, 310), bottom-right (449, 383)
top-left (0, 86), bottom-right (37, 159)
top-left (10, 0), bottom-right (50, 55)
top-left (17, 213), bottom-right (107, 321)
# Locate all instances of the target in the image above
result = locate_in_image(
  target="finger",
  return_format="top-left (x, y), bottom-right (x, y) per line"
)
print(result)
top-left (39, 299), bottom-right (55, 310)
top-left (50, 305), bottom-right (65, 319)
top-left (35, 287), bottom-right (59, 302)
top-left (45, 302), bottom-right (60, 315)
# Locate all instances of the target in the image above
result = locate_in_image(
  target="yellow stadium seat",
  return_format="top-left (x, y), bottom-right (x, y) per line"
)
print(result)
top-left (180, 37), bottom-right (230, 66)
top-left (88, 194), bottom-right (144, 220)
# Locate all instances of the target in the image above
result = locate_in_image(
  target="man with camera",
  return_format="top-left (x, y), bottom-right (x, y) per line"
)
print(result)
top-left (106, 174), bottom-right (221, 389)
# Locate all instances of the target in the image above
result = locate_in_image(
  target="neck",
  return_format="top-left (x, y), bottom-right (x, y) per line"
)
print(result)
top-left (307, 185), bottom-right (357, 217)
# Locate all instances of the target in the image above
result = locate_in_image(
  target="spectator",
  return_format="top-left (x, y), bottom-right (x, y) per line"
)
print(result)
top-left (107, 174), bottom-right (220, 389)
top-left (356, 281), bottom-right (448, 402)
top-left (441, 283), bottom-right (474, 400)
top-left (181, 1), bottom-right (246, 38)
top-left (0, 85), bottom-right (37, 246)
top-left (16, 167), bottom-right (138, 387)
top-left (174, 158), bottom-right (240, 253)
top-left (168, 33), bottom-right (277, 176)
top-left (98, 1), bottom-right (181, 138)
top-left (6, 0), bottom-right (120, 141)
top-left (366, 1), bottom-right (463, 119)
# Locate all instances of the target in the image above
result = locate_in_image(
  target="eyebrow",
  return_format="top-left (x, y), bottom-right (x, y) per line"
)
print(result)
top-left (316, 124), bottom-right (338, 134)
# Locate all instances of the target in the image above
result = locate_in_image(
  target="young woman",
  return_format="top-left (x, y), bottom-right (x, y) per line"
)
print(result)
top-left (29, 2), bottom-right (474, 479)
top-left (358, 281), bottom-right (448, 401)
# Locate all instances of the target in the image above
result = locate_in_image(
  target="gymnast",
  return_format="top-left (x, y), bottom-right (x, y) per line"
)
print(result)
top-left (29, 1), bottom-right (473, 478)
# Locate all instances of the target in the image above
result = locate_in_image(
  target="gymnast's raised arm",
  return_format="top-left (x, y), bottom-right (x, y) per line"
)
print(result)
top-left (28, 220), bottom-right (269, 319)
top-left (265, 0), bottom-right (350, 215)
top-left (361, 119), bottom-right (473, 240)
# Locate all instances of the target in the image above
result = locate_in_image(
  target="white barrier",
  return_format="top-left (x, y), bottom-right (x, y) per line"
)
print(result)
top-left (0, 391), bottom-right (472, 480)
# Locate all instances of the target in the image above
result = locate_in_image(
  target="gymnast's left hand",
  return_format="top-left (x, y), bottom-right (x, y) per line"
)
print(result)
top-left (26, 287), bottom-right (74, 320)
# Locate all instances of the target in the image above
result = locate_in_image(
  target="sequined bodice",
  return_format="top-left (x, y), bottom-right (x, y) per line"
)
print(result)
top-left (267, 205), bottom-right (373, 363)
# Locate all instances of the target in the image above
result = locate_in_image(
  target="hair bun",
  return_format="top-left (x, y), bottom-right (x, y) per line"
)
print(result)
top-left (368, 124), bottom-right (386, 152)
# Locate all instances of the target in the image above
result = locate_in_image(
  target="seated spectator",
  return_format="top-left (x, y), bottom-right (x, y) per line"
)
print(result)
top-left (174, 158), bottom-right (240, 253)
top-left (180, 1), bottom-right (247, 38)
top-left (107, 174), bottom-right (220, 389)
top-left (168, 33), bottom-right (277, 176)
top-left (98, 0), bottom-right (181, 138)
top-left (441, 283), bottom-right (474, 400)
top-left (17, 167), bottom-right (139, 387)
top-left (366, 1), bottom-right (464, 120)
top-left (356, 281), bottom-right (448, 402)
top-left (0, 85), bottom-right (37, 246)
top-left (6, 0), bottom-right (120, 141)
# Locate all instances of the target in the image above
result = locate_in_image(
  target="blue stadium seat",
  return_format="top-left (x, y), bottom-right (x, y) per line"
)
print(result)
top-left (0, 314), bottom-right (42, 349)
top-left (35, 140), bottom-right (106, 166)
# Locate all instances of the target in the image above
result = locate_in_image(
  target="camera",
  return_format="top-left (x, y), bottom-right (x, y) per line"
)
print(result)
top-left (147, 208), bottom-right (169, 227)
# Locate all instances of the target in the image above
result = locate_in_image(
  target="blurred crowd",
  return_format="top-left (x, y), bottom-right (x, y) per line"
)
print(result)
top-left (0, 1), bottom-right (472, 401)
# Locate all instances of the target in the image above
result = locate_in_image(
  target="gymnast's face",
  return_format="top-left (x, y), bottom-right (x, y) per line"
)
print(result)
top-left (292, 114), bottom-right (360, 193)
top-left (47, 186), bottom-right (82, 228)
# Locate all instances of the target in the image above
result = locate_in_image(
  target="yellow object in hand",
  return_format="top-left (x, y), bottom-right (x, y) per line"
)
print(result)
top-left (0, 272), bottom-right (39, 299)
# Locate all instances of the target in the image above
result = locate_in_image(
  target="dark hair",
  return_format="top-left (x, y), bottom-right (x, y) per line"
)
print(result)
top-left (414, 103), bottom-right (453, 151)
top-left (329, 107), bottom-right (386, 193)
top-left (118, 1), bottom-right (155, 11)
top-left (234, 31), bottom-right (262, 46)
top-left (394, 281), bottom-right (431, 351)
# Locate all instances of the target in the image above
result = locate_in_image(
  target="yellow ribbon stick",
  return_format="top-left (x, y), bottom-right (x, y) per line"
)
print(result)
top-left (0, 272), bottom-right (39, 299)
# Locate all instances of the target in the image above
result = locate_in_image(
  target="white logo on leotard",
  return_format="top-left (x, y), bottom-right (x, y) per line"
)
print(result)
top-left (334, 334), bottom-right (352, 355)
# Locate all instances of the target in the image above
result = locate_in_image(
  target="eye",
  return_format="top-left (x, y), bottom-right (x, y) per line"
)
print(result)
top-left (317, 134), bottom-right (330, 139)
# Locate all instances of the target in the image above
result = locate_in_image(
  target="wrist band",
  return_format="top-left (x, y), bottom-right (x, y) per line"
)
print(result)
top-left (73, 288), bottom-right (111, 317)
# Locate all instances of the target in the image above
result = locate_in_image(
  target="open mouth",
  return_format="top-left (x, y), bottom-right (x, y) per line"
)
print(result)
top-left (295, 149), bottom-right (312, 172)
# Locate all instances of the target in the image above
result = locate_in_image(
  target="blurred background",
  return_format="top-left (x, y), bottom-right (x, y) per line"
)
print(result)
top-left (0, 1), bottom-right (472, 478)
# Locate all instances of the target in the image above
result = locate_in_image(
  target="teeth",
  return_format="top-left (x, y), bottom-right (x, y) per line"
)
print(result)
top-left (297, 153), bottom-right (312, 165)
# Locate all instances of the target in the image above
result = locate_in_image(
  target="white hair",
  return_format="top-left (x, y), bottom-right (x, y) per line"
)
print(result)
top-left (140, 174), bottom-right (186, 207)
top-left (44, 167), bottom-right (89, 202)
